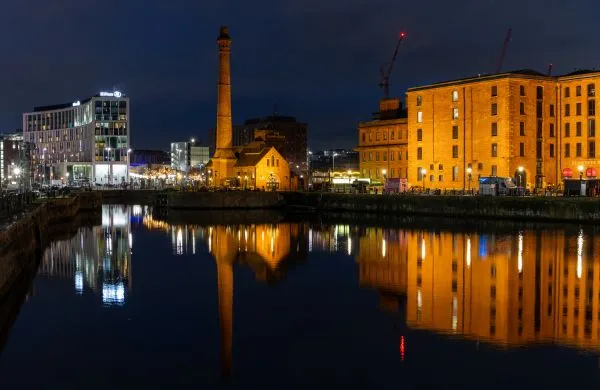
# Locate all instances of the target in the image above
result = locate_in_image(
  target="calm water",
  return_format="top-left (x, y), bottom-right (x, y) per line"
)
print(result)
top-left (1, 205), bottom-right (600, 388)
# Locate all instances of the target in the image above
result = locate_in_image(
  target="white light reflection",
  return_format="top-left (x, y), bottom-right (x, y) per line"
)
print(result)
top-left (208, 227), bottom-right (213, 253)
top-left (75, 271), bottom-right (83, 294)
top-left (132, 205), bottom-right (142, 216)
top-left (466, 235), bottom-right (471, 268)
top-left (577, 229), bottom-right (584, 279)
top-left (518, 231), bottom-right (523, 274)
top-left (192, 234), bottom-right (196, 255)
top-left (452, 295), bottom-right (458, 332)
top-left (382, 238), bottom-right (387, 258)
top-left (417, 288), bottom-right (422, 310)
top-left (176, 228), bottom-right (183, 255)
top-left (420, 236), bottom-right (426, 261)
top-left (102, 282), bottom-right (125, 306)
top-left (308, 228), bottom-right (313, 252)
top-left (128, 232), bottom-right (132, 250)
top-left (347, 236), bottom-right (352, 256)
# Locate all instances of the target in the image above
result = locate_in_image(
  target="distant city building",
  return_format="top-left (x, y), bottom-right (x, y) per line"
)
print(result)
top-left (131, 149), bottom-right (170, 166)
top-left (190, 145), bottom-right (210, 168)
top-left (210, 114), bottom-right (308, 175)
top-left (171, 142), bottom-right (190, 172)
top-left (1, 132), bottom-right (23, 186)
top-left (309, 149), bottom-right (359, 188)
top-left (309, 149), bottom-right (359, 172)
top-left (357, 98), bottom-right (408, 183)
top-left (22, 91), bottom-right (130, 184)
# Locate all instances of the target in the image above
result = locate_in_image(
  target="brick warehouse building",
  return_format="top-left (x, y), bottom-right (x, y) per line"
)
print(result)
top-left (357, 98), bottom-right (409, 183)
top-left (405, 69), bottom-right (600, 190)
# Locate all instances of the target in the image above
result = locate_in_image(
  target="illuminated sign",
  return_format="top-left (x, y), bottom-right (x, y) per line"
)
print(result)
top-left (99, 91), bottom-right (123, 98)
top-left (72, 101), bottom-right (81, 106)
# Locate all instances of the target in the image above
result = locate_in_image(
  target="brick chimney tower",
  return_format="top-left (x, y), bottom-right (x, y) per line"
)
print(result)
top-left (209, 25), bottom-right (236, 183)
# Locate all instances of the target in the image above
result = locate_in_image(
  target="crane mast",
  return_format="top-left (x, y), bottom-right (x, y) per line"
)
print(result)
top-left (379, 32), bottom-right (407, 99)
top-left (495, 28), bottom-right (512, 74)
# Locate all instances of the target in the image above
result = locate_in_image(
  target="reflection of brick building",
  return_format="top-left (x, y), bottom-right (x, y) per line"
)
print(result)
top-left (403, 227), bottom-right (600, 350)
top-left (406, 69), bottom-right (600, 190)
top-left (357, 98), bottom-right (408, 181)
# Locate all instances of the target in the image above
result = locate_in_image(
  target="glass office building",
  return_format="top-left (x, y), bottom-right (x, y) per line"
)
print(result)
top-left (23, 91), bottom-right (130, 185)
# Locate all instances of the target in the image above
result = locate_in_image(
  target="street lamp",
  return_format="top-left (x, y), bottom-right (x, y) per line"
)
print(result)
top-left (421, 168), bottom-right (427, 190)
top-left (466, 167), bottom-right (472, 193)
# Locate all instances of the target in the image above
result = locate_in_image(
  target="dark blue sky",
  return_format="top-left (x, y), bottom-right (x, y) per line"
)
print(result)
top-left (1, 0), bottom-right (599, 150)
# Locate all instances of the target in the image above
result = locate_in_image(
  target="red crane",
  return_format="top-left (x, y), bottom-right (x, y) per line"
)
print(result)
top-left (379, 32), bottom-right (407, 99)
top-left (495, 28), bottom-right (512, 74)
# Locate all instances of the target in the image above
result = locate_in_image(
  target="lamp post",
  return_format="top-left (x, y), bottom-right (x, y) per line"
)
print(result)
top-left (421, 168), bottom-right (427, 191)
top-left (517, 166), bottom-right (524, 195)
top-left (578, 165), bottom-right (585, 196)
top-left (466, 167), bottom-right (472, 193)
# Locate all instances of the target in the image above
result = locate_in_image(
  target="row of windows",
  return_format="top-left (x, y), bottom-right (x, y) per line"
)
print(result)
top-left (266, 156), bottom-right (280, 167)
top-left (361, 150), bottom-right (407, 162)
top-left (565, 100), bottom-right (595, 117)
top-left (360, 128), bottom-right (406, 143)
top-left (362, 167), bottom-right (407, 178)
top-left (565, 120), bottom-right (596, 137)
top-left (416, 165), bottom-right (498, 181)
top-left (414, 84), bottom-right (597, 108)
top-left (414, 119), bottom-right (597, 141)
top-left (564, 142), bottom-right (596, 158)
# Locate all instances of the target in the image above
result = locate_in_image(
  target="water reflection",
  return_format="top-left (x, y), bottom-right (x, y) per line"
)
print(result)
top-left (38, 205), bottom-right (131, 306)
top-left (4, 206), bottom-right (600, 385)
top-left (138, 210), bottom-right (600, 353)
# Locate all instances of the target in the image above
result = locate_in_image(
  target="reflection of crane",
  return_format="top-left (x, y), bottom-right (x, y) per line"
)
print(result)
top-left (379, 32), bottom-right (407, 99)
top-left (495, 28), bottom-right (512, 74)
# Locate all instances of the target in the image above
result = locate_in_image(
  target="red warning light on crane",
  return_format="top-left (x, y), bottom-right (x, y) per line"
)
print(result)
top-left (399, 32), bottom-right (407, 39)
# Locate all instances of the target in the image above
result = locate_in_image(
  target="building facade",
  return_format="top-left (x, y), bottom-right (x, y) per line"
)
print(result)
top-left (171, 142), bottom-right (190, 172)
top-left (1, 132), bottom-right (23, 187)
top-left (406, 69), bottom-right (600, 190)
top-left (23, 91), bottom-right (130, 185)
top-left (211, 115), bottom-right (308, 176)
top-left (131, 149), bottom-right (170, 166)
top-left (357, 98), bottom-right (408, 182)
top-left (190, 145), bottom-right (210, 168)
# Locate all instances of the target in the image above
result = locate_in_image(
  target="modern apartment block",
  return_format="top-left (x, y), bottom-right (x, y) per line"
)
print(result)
top-left (23, 91), bottom-right (130, 184)
top-left (406, 69), bottom-right (600, 190)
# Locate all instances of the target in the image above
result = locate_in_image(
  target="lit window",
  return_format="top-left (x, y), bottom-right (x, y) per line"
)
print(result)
top-left (453, 108), bottom-right (459, 119)
top-left (452, 90), bottom-right (459, 102)
top-left (417, 111), bottom-right (423, 123)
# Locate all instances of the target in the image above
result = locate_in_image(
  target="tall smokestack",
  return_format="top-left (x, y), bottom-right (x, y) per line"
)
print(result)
top-left (214, 26), bottom-right (235, 159)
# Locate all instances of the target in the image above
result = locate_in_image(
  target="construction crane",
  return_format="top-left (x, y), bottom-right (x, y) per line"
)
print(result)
top-left (495, 28), bottom-right (512, 74)
top-left (379, 31), bottom-right (407, 99)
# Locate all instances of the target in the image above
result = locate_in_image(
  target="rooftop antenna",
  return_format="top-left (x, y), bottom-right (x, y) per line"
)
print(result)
top-left (548, 64), bottom-right (553, 76)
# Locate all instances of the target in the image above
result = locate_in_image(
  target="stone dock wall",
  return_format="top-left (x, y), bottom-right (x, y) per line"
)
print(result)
top-left (94, 190), bottom-right (600, 222)
top-left (280, 192), bottom-right (600, 223)
top-left (0, 193), bottom-right (101, 301)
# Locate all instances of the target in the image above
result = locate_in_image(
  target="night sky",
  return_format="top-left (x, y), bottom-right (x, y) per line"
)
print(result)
top-left (1, 0), bottom-right (599, 150)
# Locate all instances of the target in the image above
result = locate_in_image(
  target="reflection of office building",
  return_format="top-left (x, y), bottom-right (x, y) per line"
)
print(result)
top-left (22, 91), bottom-right (130, 184)
top-left (404, 228), bottom-right (600, 350)
top-left (38, 205), bottom-right (132, 306)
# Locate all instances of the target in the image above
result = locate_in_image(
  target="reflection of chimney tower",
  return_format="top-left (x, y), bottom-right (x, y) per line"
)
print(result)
top-left (217, 260), bottom-right (233, 377)
top-left (213, 26), bottom-right (235, 160)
